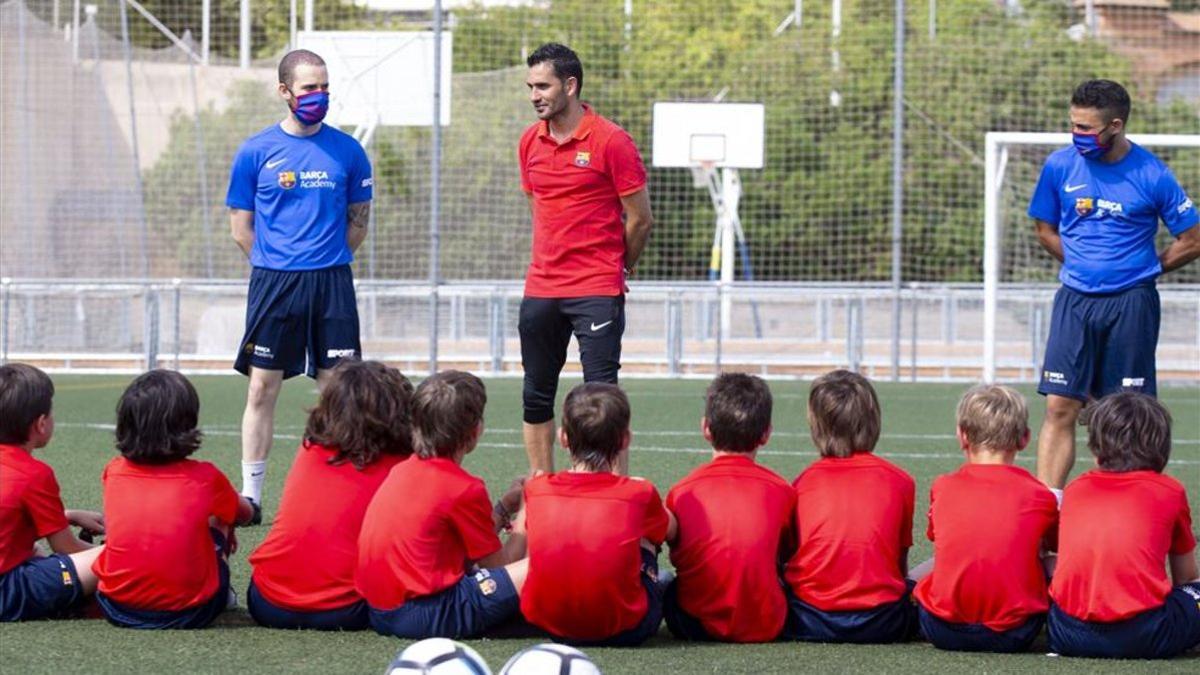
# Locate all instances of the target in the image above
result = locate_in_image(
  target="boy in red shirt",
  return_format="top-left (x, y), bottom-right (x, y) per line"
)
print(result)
top-left (93, 370), bottom-right (255, 629)
top-left (1048, 392), bottom-right (1200, 659)
top-left (356, 371), bottom-right (527, 639)
top-left (782, 369), bottom-right (917, 643)
top-left (522, 383), bottom-right (673, 646)
top-left (912, 385), bottom-right (1058, 652)
top-left (664, 373), bottom-right (795, 642)
top-left (248, 359), bottom-right (413, 630)
top-left (0, 363), bottom-right (104, 621)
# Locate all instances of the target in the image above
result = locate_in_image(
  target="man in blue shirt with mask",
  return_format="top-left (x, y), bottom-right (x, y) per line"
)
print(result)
top-left (1028, 79), bottom-right (1199, 499)
top-left (225, 49), bottom-right (373, 521)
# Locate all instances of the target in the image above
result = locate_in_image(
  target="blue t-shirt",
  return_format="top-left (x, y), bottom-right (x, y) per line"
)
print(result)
top-left (226, 124), bottom-right (373, 271)
top-left (1028, 143), bottom-right (1197, 294)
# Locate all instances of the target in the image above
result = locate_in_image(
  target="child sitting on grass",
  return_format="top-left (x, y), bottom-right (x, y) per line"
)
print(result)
top-left (356, 370), bottom-right (527, 639)
top-left (248, 359), bottom-right (414, 630)
top-left (521, 382), bottom-right (675, 646)
top-left (93, 370), bottom-right (255, 629)
top-left (1048, 391), bottom-right (1200, 659)
top-left (782, 369), bottom-right (917, 643)
top-left (0, 363), bottom-right (104, 622)
top-left (663, 372), bottom-right (795, 643)
top-left (912, 384), bottom-right (1058, 652)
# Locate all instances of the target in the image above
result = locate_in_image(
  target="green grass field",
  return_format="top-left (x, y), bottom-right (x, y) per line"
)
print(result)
top-left (2, 375), bottom-right (1198, 673)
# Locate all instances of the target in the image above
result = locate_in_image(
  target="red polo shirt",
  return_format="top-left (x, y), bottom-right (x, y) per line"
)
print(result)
top-left (666, 455), bottom-right (796, 642)
top-left (913, 463), bottom-right (1058, 631)
top-left (0, 444), bottom-right (70, 575)
top-left (518, 104), bottom-right (647, 298)
top-left (1050, 470), bottom-right (1196, 622)
top-left (784, 452), bottom-right (915, 611)
top-left (521, 472), bottom-right (669, 641)
top-left (249, 443), bottom-right (406, 611)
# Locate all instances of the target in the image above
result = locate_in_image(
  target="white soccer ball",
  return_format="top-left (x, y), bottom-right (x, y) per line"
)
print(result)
top-left (499, 643), bottom-right (601, 675)
top-left (386, 638), bottom-right (493, 675)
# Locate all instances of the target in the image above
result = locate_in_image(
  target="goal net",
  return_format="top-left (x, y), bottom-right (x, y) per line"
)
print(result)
top-left (982, 132), bottom-right (1200, 382)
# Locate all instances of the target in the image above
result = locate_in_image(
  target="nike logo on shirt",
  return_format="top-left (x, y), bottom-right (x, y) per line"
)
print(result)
top-left (1064, 183), bottom-right (1087, 193)
top-left (590, 320), bottom-right (613, 331)
top-left (265, 158), bottom-right (287, 169)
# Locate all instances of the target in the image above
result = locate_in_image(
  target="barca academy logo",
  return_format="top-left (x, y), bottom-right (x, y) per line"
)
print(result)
top-left (278, 171), bottom-right (296, 189)
top-left (574, 151), bottom-right (591, 167)
top-left (1074, 197), bottom-right (1093, 217)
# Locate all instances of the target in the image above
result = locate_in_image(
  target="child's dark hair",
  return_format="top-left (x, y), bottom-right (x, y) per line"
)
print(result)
top-left (562, 383), bottom-right (630, 472)
top-left (411, 370), bottom-right (487, 459)
top-left (115, 370), bottom-right (202, 464)
top-left (1087, 391), bottom-right (1171, 473)
top-left (705, 373), bottom-right (772, 453)
top-left (808, 369), bottom-right (881, 458)
top-left (304, 359), bottom-right (414, 469)
top-left (0, 363), bottom-right (55, 444)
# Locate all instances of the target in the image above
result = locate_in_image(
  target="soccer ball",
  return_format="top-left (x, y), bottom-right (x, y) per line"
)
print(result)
top-left (386, 638), bottom-right (492, 675)
top-left (499, 643), bottom-right (601, 675)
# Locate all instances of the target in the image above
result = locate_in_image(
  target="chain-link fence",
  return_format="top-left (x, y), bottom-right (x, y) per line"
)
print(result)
top-left (2, 0), bottom-right (1198, 378)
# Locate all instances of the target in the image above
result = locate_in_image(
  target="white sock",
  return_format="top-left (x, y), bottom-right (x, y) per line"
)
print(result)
top-left (241, 461), bottom-right (267, 503)
top-left (1050, 488), bottom-right (1064, 509)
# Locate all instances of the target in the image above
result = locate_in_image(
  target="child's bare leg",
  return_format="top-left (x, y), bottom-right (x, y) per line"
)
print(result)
top-left (503, 557), bottom-right (529, 595)
top-left (67, 546), bottom-right (104, 595)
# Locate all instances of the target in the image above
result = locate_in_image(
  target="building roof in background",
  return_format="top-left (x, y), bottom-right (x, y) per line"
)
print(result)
top-left (1167, 12), bottom-right (1200, 33)
top-left (1071, 0), bottom-right (1168, 8)
top-left (360, 0), bottom-right (538, 10)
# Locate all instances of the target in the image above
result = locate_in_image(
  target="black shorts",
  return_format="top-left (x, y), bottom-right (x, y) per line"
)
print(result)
top-left (518, 295), bottom-right (625, 424)
top-left (235, 265), bottom-right (361, 379)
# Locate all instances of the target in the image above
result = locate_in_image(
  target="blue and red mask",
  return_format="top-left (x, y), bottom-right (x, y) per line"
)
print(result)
top-left (290, 90), bottom-right (329, 126)
top-left (1072, 124), bottom-right (1112, 160)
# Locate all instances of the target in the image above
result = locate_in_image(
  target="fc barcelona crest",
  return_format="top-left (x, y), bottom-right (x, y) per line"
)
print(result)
top-left (278, 171), bottom-right (296, 189)
top-left (574, 151), bottom-right (591, 167)
top-left (1074, 197), bottom-right (1093, 217)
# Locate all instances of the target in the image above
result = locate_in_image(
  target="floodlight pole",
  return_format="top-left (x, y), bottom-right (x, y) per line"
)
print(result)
top-left (239, 0), bottom-right (250, 69)
top-left (428, 0), bottom-right (444, 374)
top-left (719, 169), bottom-right (739, 340)
top-left (889, 0), bottom-right (905, 380)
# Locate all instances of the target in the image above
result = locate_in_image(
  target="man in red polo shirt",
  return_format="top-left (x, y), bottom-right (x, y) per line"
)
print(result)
top-left (518, 42), bottom-right (654, 473)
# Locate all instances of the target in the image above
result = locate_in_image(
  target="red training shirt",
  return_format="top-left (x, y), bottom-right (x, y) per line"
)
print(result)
top-left (518, 104), bottom-right (647, 298)
top-left (784, 452), bottom-right (915, 611)
top-left (913, 463), bottom-right (1058, 631)
top-left (666, 455), bottom-right (796, 642)
top-left (355, 457), bottom-right (501, 610)
top-left (1050, 469), bottom-right (1196, 622)
top-left (521, 472), bottom-right (669, 641)
top-left (93, 457), bottom-right (240, 610)
top-left (249, 443), bottom-right (406, 611)
top-left (0, 444), bottom-right (70, 575)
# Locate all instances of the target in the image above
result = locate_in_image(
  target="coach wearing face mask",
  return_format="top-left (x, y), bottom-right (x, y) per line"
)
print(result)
top-left (225, 49), bottom-right (374, 523)
top-left (1027, 79), bottom-right (1200, 501)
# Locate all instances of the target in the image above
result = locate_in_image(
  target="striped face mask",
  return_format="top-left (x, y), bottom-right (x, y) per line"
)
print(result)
top-left (290, 90), bottom-right (329, 126)
top-left (1072, 124), bottom-right (1111, 160)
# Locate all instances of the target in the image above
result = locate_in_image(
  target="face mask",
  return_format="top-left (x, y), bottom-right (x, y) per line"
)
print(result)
top-left (1073, 124), bottom-right (1111, 160)
top-left (290, 90), bottom-right (329, 126)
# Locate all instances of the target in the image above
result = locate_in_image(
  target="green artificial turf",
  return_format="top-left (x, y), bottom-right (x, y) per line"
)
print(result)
top-left (1, 375), bottom-right (1197, 673)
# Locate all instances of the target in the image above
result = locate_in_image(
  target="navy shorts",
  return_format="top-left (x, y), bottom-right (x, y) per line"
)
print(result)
top-left (662, 577), bottom-right (720, 642)
top-left (782, 580), bottom-right (918, 644)
top-left (560, 546), bottom-right (663, 647)
top-left (1039, 282), bottom-right (1159, 401)
top-left (1047, 584), bottom-right (1200, 659)
top-left (97, 529), bottom-right (230, 630)
top-left (519, 295), bottom-right (624, 424)
top-left (0, 554), bottom-right (83, 622)
top-left (247, 578), bottom-right (368, 631)
top-left (235, 265), bottom-right (361, 379)
top-left (368, 567), bottom-right (519, 640)
top-left (917, 605), bottom-right (1044, 653)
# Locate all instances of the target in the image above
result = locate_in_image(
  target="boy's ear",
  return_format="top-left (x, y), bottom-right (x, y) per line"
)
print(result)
top-left (955, 425), bottom-right (970, 451)
top-left (619, 428), bottom-right (631, 451)
top-left (758, 424), bottom-right (773, 449)
top-left (1017, 426), bottom-right (1031, 451)
top-left (700, 417), bottom-right (713, 444)
top-left (27, 413), bottom-right (53, 448)
top-left (557, 425), bottom-right (569, 450)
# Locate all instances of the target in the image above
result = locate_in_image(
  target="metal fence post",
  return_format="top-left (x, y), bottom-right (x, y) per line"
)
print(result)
top-left (910, 289), bottom-right (918, 382)
top-left (144, 286), bottom-right (160, 370)
top-left (173, 278), bottom-right (182, 369)
top-left (0, 278), bottom-right (10, 364)
top-left (667, 293), bottom-right (683, 376)
top-left (489, 291), bottom-right (503, 374)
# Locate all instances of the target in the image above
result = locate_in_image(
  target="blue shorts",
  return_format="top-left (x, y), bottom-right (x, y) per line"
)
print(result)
top-left (662, 577), bottom-right (723, 642)
top-left (247, 578), bottom-right (368, 631)
top-left (235, 265), bottom-right (361, 379)
top-left (782, 580), bottom-right (918, 644)
top-left (1039, 282), bottom-right (1159, 401)
top-left (97, 529), bottom-right (230, 630)
top-left (917, 605), bottom-right (1044, 653)
top-left (562, 547), bottom-right (663, 647)
top-left (0, 554), bottom-right (84, 622)
top-left (368, 567), bottom-right (519, 640)
top-left (1047, 584), bottom-right (1200, 659)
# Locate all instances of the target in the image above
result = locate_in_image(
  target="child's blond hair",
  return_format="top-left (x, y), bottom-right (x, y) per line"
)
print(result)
top-left (956, 384), bottom-right (1028, 452)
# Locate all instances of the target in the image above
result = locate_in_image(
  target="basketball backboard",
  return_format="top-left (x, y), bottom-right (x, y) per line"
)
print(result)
top-left (296, 30), bottom-right (452, 127)
top-left (651, 102), bottom-right (765, 168)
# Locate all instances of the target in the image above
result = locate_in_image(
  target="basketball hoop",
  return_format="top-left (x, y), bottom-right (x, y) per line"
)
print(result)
top-left (690, 160), bottom-right (717, 189)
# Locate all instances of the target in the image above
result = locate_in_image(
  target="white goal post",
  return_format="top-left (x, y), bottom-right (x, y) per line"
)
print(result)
top-left (982, 132), bottom-right (1200, 383)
